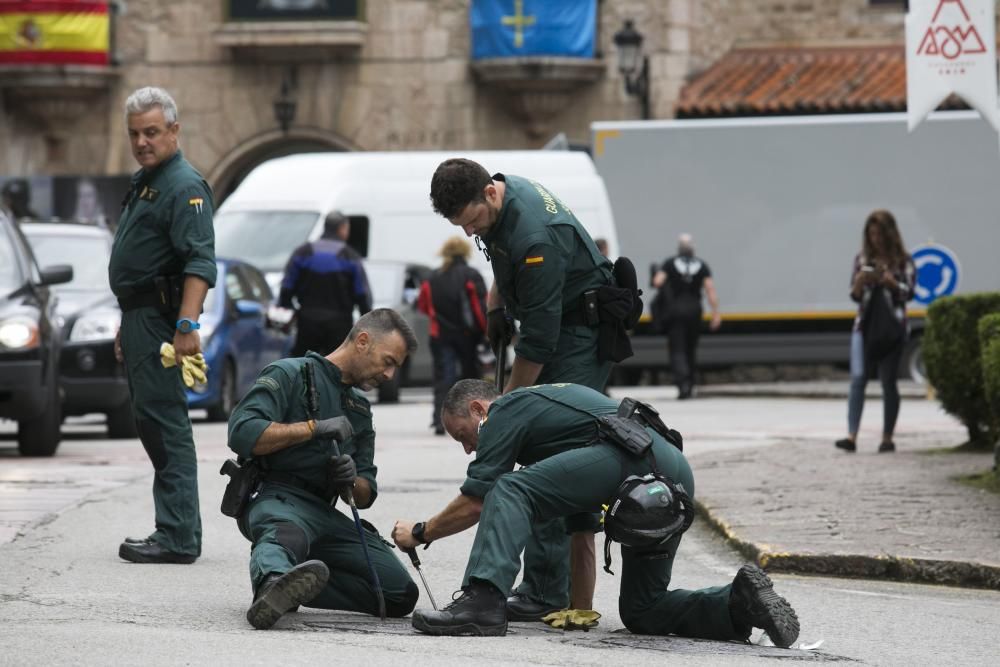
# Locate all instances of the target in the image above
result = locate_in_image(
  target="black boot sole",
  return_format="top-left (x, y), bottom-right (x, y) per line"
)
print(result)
top-left (506, 605), bottom-right (562, 622)
top-left (246, 561), bottom-right (329, 630)
top-left (737, 565), bottom-right (800, 648)
top-left (411, 615), bottom-right (507, 636)
top-left (118, 542), bottom-right (197, 564)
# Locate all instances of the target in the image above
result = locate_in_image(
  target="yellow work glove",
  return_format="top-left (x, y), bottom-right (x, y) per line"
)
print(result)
top-left (541, 609), bottom-right (601, 631)
top-left (159, 342), bottom-right (208, 388)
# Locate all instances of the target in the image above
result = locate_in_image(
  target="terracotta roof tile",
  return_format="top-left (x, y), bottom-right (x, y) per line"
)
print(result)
top-left (676, 45), bottom-right (967, 118)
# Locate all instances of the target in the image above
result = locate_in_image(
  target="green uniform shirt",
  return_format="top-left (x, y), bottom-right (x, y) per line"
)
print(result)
top-left (109, 150), bottom-right (217, 296)
top-left (460, 383), bottom-right (619, 498)
top-left (228, 352), bottom-right (379, 505)
top-left (482, 174), bottom-right (613, 364)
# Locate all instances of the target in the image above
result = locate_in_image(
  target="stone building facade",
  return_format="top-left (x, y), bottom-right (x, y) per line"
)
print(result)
top-left (0, 0), bottom-right (911, 197)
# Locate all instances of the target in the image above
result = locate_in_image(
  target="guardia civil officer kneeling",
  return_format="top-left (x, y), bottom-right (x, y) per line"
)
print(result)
top-left (228, 309), bottom-right (420, 630)
top-left (391, 380), bottom-right (800, 646)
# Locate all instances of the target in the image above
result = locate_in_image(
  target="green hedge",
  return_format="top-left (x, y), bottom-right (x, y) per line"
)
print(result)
top-left (923, 293), bottom-right (1000, 448)
top-left (978, 313), bottom-right (1000, 466)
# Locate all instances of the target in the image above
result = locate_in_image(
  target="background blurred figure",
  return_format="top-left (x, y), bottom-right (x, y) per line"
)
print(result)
top-left (836, 210), bottom-right (915, 454)
top-left (279, 211), bottom-right (371, 357)
top-left (652, 233), bottom-right (721, 399)
top-left (72, 178), bottom-right (108, 227)
top-left (1, 179), bottom-right (40, 222)
top-left (417, 236), bottom-right (488, 435)
top-left (594, 237), bottom-right (609, 258)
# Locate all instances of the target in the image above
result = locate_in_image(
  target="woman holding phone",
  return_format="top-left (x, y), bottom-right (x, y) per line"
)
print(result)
top-left (835, 210), bottom-right (916, 453)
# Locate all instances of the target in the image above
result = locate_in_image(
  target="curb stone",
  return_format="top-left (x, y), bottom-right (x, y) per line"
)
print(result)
top-left (695, 502), bottom-right (1000, 591)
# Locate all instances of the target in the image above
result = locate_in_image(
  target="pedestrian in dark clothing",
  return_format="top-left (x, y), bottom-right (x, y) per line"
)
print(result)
top-left (836, 210), bottom-right (915, 454)
top-left (417, 236), bottom-right (488, 435)
top-left (652, 233), bottom-right (721, 399)
top-left (110, 86), bottom-right (216, 564)
top-left (279, 211), bottom-right (371, 357)
top-left (1, 179), bottom-right (40, 222)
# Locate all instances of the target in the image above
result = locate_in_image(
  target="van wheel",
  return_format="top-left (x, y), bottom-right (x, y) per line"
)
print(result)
top-left (107, 402), bottom-right (138, 439)
top-left (207, 360), bottom-right (237, 422)
top-left (902, 337), bottom-right (926, 384)
top-left (18, 381), bottom-right (61, 457)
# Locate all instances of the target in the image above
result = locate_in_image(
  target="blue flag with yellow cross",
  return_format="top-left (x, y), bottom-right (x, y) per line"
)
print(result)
top-left (470, 0), bottom-right (596, 59)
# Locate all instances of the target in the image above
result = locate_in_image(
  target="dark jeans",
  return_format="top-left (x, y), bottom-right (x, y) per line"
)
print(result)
top-left (667, 315), bottom-right (701, 394)
top-left (431, 336), bottom-right (480, 428)
top-left (848, 330), bottom-right (903, 436)
top-left (292, 316), bottom-right (353, 358)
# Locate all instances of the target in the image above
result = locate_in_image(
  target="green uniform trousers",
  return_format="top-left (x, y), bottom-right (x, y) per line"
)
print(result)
top-left (245, 483), bottom-right (418, 618)
top-left (515, 323), bottom-right (611, 607)
top-left (464, 441), bottom-right (742, 640)
top-left (122, 308), bottom-right (201, 556)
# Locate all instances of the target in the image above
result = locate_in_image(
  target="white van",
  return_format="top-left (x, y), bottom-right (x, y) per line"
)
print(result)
top-left (214, 150), bottom-right (620, 400)
top-left (214, 150), bottom-right (621, 289)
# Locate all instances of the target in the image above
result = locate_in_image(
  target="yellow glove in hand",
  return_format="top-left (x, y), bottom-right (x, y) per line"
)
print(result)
top-left (159, 342), bottom-right (208, 388)
top-left (541, 609), bottom-right (601, 631)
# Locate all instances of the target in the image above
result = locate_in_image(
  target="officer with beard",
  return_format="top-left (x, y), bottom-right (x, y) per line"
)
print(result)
top-left (228, 309), bottom-right (420, 630)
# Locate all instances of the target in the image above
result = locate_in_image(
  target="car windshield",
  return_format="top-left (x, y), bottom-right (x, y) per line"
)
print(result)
top-left (25, 231), bottom-right (110, 291)
top-left (214, 210), bottom-right (319, 274)
top-left (0, 224), bottom-right (24, 292)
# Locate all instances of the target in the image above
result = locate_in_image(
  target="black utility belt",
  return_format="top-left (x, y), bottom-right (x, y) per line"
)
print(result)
top-left (562, 289), bottom-right (601, 327)
top-left (118, 275), bottom-right (183, 313)
top-left (264, 471), bottom-right (334, 504)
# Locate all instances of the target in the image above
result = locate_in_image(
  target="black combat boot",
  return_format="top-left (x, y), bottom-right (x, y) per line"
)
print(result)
top-left (411, 579), bottom-right (508, 636)
top-left (246, 560), bottom-right (329, 630)
top-left (728, 564), bottom-right (800, 648)
top-left (505, 592), bottom-right (563, 622)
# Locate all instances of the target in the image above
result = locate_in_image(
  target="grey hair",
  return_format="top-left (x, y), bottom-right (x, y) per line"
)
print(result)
top-left (442, 379), bottom-right (499, 418)
top-left (348, 308), bottom-right (418, 354)
top-left (124, 87), bottom-right (179, 125)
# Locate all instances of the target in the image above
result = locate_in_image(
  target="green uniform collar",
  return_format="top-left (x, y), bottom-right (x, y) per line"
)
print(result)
top-left (482, 173), bottom-right (513, 247)
top-left (304, 350), bottom-right (345, 386)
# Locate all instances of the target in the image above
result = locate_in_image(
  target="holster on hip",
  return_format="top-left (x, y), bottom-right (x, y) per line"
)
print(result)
top-left (219, 458), bottom-right (262, 518)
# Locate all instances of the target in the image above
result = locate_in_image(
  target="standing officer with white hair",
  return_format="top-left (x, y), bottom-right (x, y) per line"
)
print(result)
top-left (652, 233), bottom-right (721, 399)
top-left (109, 86), bottom-right (216, 563)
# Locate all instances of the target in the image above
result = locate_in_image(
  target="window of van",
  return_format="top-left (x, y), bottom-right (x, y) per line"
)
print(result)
top-left (215, 210), bottom-right (320, 273)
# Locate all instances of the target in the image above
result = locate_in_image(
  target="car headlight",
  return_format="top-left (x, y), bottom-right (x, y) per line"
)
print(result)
top-left (70, 310), bottom-right (121, 342)
top-left (0, 317), bottom-right (40, 350)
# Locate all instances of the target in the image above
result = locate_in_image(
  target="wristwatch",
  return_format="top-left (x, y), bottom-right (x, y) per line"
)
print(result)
top-left (176, 318), bottom-right (201, 334)
top-left (411, 521), bottom-right (430, 545)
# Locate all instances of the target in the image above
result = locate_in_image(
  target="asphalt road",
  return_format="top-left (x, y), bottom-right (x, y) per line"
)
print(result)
top-left (1, 390), bottom-right (997, 665)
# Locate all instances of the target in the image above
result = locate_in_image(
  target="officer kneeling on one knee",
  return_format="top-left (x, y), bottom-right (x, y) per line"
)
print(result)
top-left (227, 309), bottom-right (420, 630)
top-left (392, 380), bottom-right (800, 647)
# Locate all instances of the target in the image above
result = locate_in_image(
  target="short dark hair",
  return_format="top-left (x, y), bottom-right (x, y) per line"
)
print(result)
top-left (442, 379), bottom-right (500, 418)
top-left (429, 158), bottom-right (493, 219)
top-left (348, 308), bottom-right (418, 354)
top-left (324, 210), bottom-right (348, 238)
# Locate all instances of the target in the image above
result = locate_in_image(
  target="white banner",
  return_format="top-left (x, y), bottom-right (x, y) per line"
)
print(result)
top-left (906, 0), bottom-right (998, 132)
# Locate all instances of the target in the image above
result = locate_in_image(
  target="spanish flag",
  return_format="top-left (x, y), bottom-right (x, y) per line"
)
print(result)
top-left (0, 1), bottom-right (109, 66)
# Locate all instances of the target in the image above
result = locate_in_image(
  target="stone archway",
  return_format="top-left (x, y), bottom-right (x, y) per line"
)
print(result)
top-left (208, 127), bottom-right (359, 204)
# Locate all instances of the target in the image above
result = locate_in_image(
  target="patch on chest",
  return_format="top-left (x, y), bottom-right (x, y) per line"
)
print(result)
top-left (139, 186), bottom-right (160, 202)
top-left (344, 396), bottom-right (370, 417)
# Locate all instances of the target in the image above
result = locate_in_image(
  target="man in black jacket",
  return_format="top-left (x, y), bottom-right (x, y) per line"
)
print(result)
top-left (279, 212), bottom-right (372, 357)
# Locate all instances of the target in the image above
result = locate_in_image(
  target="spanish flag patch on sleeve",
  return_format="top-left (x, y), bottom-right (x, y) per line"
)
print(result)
top-left (524, 256), bottom-right (544, 265)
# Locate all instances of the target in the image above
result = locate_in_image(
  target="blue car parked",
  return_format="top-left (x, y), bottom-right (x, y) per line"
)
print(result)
top-left (188, 259), bottom-right (291, 421)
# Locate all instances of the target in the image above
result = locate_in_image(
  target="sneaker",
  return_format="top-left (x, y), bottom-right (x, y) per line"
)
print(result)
top-left (878, 441), bottom-right (896, 453)
top-left (246, 560), bottom-right (329, 630)
top-left (505, 592), bottom-right (563, 622)
top-left (834, 438), bottom-right (856, 453)
top-left (411, 580), bottom-right (508, 636)
top-left (729, 564), bottom-right (800, 648)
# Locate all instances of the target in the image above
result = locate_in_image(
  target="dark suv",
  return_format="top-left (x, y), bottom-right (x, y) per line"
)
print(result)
top-left (0, 215), bottom-right (73, 456)
top-left (21, 222), bottom-right (135, 438)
